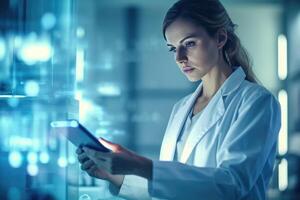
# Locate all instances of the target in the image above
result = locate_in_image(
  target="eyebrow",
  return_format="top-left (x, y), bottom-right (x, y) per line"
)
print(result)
top-left (167, 33), bottom-right (198, 47)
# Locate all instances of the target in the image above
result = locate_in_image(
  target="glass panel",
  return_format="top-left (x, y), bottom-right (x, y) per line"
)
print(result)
top-left (0, 0), bottom-right (78, 199)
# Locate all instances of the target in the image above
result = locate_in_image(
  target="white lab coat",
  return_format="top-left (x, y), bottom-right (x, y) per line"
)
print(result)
top-left (117, 67), bottom-right (281, 200)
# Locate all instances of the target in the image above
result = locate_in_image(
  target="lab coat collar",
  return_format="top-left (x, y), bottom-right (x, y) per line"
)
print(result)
top-left (179, 85), bottom-right (224, 163)
top-left (220, 66), bottom-right (246, 96)
top-left (179, 66), bottom-right (246, 163)
top-left (160, 66), bottom-right (246, 162)
top-left (160, 83), bottom-right (202, 161)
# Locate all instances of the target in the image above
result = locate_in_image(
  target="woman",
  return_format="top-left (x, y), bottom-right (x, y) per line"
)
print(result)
top-left (76, 0), bottom-right (281, 199)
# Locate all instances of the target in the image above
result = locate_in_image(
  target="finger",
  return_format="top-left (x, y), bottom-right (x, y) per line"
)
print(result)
top-left (90, 162), bottom-right (110, 174)
top-left (86, 165), bottom-right (99, 177)
top-left (86, 165), bottom-right (96, 176)
top-left (79, 151), bottom-right (109, 172)
top-left (76, 147), bottom-right (83, 154)
top-left (82, 147), bottom-right (110, 160)
top-left (81, 159), bottom-right (95, 170)
top-left (77, 153), bottom-right (89, 163)
top-left (99, 138), bottom-right (120, 152)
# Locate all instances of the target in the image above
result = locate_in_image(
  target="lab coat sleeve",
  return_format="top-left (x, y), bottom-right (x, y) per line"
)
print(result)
top-left (149, 92), bottom-right (281, 200)
top-left (116, 175), bottom-right (151, 200)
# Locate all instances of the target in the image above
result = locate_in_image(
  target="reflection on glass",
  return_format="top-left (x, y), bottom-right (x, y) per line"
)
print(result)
top-left (0, 0), bottom-right (78, 199)
top-left (0, 37), bottom-right (6, 60)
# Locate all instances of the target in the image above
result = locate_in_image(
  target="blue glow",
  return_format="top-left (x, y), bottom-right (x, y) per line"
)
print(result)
top-left (7, 97), bottom-right (20, 107)
top-left (76, 48), bottom-right (85, 82)
top-left (71, 120), bottom-right (79, 127)
top-left (75, 90), bottom-right (83, 100)
top-left (13, 36), bottom-right (23, 48)
top-left (96, 128), bottom-right (108, 135)
top-left (97, 83), bottom-right (121, 96)
top-left (9, 137), bottom-right (40, 151)
top-left (76, 27), bottom-right (85, 38)
top-left (50, 120), bottom-right (78, 128)
top-left (39, 151), bottom-right (50, 164)
top-left (27, 151), bottom-right (38, 164)
top-left (41, 13), bottom-right (56, 30)
top-left (27, 164), bottom-right (39, 176)
top-left (24, 80), bottom-right (40, 96)
top-left (79, 100), bottom-right (96, 121)
top-left (8, 151), bottom-right (23, 168)
top-left (99, 121), bottom-right (112, 126)
top-left (0, 95), bottom-right (26, 99)
top-left (18, 37), bottom-right (53, 65)
top-left (0, 37), bottom-right (6, 60)
top-left (7, 187), bottom-right (21, 200)
top-left (58, 157), bottom-right (67, 168)
top-left (103, 53), bottom-right (113, 70)
top-left (68, 155), bottom-right (76, 164)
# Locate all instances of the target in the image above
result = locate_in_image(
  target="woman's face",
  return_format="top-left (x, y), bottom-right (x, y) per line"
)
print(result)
top-left (165, 18), bottom-right (221, 82)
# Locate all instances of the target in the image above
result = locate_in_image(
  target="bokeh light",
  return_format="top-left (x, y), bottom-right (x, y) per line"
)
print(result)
top-left (39, 151), bottom-right (50, 164)
top-left (27, 164), bottom-right (39, 176)
top-left (8, 151), bottom-right (23, 168)
top-left (27, 151), bottom-right (38, 164)
top-left (41, 13), bottom-right (56, 30)
top-left (57, 157), bottom-right (67, 168)
top-left (24, 80), bottom-right (40, 97)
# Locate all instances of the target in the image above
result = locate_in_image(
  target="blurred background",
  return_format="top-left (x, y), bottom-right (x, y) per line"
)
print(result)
top-left (0, 0), bottom-right (299, 199)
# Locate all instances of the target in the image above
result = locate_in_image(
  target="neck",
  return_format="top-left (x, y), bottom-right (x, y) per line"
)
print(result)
top-left (201, 62), bottom-right (233, 99)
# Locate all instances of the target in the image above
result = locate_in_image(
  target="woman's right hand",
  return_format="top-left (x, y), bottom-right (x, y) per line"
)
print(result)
top-left (76, 147), bottom-right (124, 188)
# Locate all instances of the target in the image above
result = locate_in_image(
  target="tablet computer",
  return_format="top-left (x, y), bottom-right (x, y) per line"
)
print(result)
top-left (51, 119), bottom-right (110, 152)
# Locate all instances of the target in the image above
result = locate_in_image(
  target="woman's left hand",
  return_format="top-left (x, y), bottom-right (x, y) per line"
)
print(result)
top-left (82, 138), bottom-right (153, 179)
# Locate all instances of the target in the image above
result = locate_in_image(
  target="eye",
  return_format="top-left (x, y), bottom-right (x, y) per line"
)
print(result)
top-left (185, 41), bottom-right (196, 48)
top-left (168, 46), bottom-right (176, 53)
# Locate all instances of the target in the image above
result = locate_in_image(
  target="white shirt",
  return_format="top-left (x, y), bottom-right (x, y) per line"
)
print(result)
top-left (117, 67), bottom-right (281, 200)
top-left (175, 107), bottom-right (203, 163)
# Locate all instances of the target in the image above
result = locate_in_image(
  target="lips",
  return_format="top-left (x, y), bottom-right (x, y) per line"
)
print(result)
top-left (183, 67), bottom-right (195, 73)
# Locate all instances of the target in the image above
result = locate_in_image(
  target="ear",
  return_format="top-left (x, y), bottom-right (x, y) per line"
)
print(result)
top-left (216, 28), bottom-right (228, 50)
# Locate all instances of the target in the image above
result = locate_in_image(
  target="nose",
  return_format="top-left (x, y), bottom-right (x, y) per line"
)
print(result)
top-left (175, 47), bottom-right (188, 64)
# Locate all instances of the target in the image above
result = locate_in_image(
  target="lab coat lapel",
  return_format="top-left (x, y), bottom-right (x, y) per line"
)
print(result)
top-left (160, 83), bottom-right (203, 161)
top-left (180, 91), bottom-right (225, 163)
top-left (179, 67), bottom-right (246, 163)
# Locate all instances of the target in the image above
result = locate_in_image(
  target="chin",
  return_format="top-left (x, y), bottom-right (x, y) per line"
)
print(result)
top-left (187, 77), bottom-right (201, 82)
